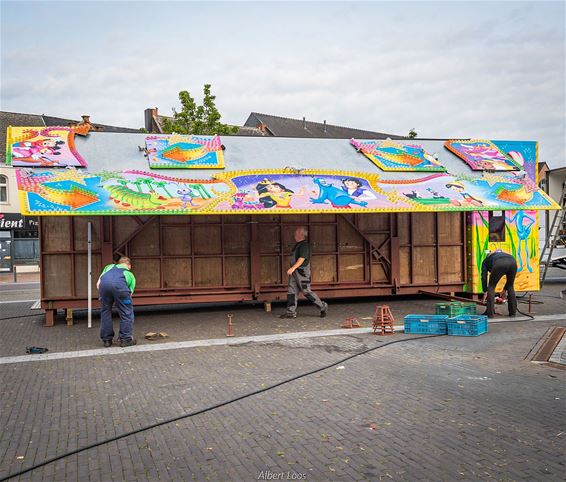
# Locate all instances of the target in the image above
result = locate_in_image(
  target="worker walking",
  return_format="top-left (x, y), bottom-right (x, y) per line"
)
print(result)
top-left (481, 250), bottom-right (517, 318)
top-left (280, 227), bottom-right (328, 319)
top-left (97, 256), bottom-right (137, 347)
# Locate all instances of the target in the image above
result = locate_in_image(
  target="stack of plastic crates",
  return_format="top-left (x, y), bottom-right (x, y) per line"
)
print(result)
top-left (435, 302), bottom-right (477, 317)
top-left (446, 315), bottom-right (488, 337)
top-left (404, 314), bottom-right (449, 335)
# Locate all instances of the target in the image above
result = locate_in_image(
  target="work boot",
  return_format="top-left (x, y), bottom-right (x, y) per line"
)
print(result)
top-left (279, 313), bottom-right (297, 319)
top-left (320, 302), bottom-right (328, 318)
top-left (119, 338), bottom-right (137, 347)
top-left (103, 340), bottom-right (112, 348)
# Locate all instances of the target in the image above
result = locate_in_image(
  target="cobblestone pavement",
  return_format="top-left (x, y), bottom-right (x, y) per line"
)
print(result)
top-left (1, 302), bottom-right (565, 481)
top-left (1, 282), bottom-right (565, 481)
top-left (1, 280), bottom-right (565, 357)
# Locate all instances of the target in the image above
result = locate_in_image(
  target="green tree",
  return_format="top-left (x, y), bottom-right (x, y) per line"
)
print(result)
top-left (162, 84), bottom-right (238, 135)
top-left (408, 128), bottom-right (418, 139)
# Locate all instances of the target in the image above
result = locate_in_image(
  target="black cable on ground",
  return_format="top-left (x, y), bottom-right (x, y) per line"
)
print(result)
top-left (0, 314), bottom-right (44, 322)
top-left (0, 334), bottom-right (442, 481)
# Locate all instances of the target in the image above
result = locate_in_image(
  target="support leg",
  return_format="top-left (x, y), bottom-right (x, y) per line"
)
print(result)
top-left (45, 309), bottom-right (55, 327)
top-left (65, 308), bottom-right (74, 326)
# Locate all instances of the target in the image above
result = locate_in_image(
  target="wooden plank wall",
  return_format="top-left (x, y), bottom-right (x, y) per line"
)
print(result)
top-left (40, 212), bottom-right (465, 301)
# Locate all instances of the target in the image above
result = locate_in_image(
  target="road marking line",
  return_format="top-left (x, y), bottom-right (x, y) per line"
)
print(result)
top-left (0, 314), bottom-right (564, 365)
top-left (0, 299), bottom-right (38, 304)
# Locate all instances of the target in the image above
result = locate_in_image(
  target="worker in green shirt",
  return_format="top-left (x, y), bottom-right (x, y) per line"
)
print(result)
top-left (97, 256), bottom-right (137, 347)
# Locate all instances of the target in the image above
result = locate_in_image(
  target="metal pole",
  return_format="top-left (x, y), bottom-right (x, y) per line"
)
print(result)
top-left (88, 222), bottom-right (92, 329)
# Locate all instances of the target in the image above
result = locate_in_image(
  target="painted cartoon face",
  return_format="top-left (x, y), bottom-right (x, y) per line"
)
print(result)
top-left (41, 139), bottom-right (58, 148)
top-left (267, 183), bottom-right (284, 193)
top-left (344, 179), bottom-right (359, 189)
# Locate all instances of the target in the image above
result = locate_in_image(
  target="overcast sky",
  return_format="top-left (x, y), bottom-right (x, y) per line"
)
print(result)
top-left (1, 1), bottom-right (564, 167)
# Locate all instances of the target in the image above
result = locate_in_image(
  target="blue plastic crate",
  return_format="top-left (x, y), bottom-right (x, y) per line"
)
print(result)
top-left (447, 315), bottom-right (488, 336)
top-left (404, 314), bottom-right (448, 335)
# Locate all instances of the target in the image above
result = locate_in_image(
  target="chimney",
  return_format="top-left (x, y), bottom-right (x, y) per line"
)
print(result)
top-left (144, 108), bottom-right (159, 133)
top-left (323, 120), bottom-right (327, 133)
top-left (303, 116), bottom-right (306, 129)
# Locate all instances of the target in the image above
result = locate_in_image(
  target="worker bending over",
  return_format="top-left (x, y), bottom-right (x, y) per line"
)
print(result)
top-left (97, 256), bottom-right (137, 347)
top-left (481, 251), bottom-right (517, 318)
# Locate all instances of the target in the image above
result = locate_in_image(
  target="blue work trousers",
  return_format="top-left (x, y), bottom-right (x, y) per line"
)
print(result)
top-left (99, 284), bottom-right (134, 342)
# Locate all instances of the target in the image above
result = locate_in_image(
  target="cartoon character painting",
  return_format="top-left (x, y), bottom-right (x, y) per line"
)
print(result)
top-left (11, 137), bottom-right (65, 165)
top-left (445, 181), bottom-right (483, 207)
top-left (350, 139), bottom-right (445, 172)
top-left (256, 179), bottom-right (303, 208)
top-left (7, 126), bottom-right (88, 167)
top-left (177, 188), bottom-right (196, 208)
top-left (445, 140), bottom-right (521, 171)
top-left (310, 178), bottom-right (368, 207)
top-left (341, 178), bottom-right (377, 202)
top-left (507, 211), bottom-right (536, 273)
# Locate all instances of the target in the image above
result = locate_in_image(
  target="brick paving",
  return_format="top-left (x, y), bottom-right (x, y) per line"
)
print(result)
top-left (0, 282), bottom-right (565, 481)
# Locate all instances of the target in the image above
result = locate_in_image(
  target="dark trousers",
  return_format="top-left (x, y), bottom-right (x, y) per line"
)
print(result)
top-left (486, 258), bottom-right (517, 317)
top-left (99, 284), bottom-right (134, 341)
top-left (286, 266), bottom-right (325, 314)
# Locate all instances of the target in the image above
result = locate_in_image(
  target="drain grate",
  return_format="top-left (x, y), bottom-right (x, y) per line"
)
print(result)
top-left (531, 327), bottom-right (566, 362)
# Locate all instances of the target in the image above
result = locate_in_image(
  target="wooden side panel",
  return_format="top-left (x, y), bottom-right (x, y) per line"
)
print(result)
top-left (412, 247), bottom-right (436, 283)
top-left (193, 215), bottom-right (221, 224)
top-left (281, 227), bottom-right (297, 253)
top-left (400, 247), bottom-right (411, 284)
top-left (163, 258), bottom-right (192, 288)
top-left (112, 217), bottom-right (140, 247)
top-left (260, 256), bottom-right (280, 285)
top-left (337, 217), bottom-right (364, 252)
top-left (73, 217), bottom-right (101, 251)
top-left (310, 214), bottom-right (336, 223)
top-left (135, 258), bottom-right (161, 289)
top-left (162, 226), bottom-right (191, 256)
top-left (258, 225), bottom-right (281, 253)
top-left (339, 254), bottom-right (365, 281)
top-left (282, 215), bottom-right (308, 223)
top-left (42, 217), bottom-right (71, 252)
top-left (74, 254), bottom-right (102, 297)
top-left (224, 225), bottom-right (250, 254)
top-left (224, 257), bottom-right (250, 286)
top-left (358, 214), bottom-right (390, 231)
top-left (194, 257), bottom-right (222, 286)
top-left (130, 219), bottom-right (160, 256)
top-left (193, 226), bottom-right (221, 255)
top-left (371, 263), bottom-right (389, 283)
top-left (310, 225), bottom-right (337, 253)
top-left (439, 246), bottom-right (463, 283)
top-left (224, 215), bottom-right (250, 224)
top-left (43, 255), bottom-right (72, 297)
top-left (438, 212), bottom-right (462, 244)
top-left (398, 214), bottom-right (411, 245)
top-left (161, 216), bottom-right (187, 224)
top-left (311, 255), bottom-right (337, 282)
top-left (413, 213), bottom-right (435, 244)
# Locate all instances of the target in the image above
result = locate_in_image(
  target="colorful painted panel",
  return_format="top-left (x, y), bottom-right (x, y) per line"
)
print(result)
top-left (16, 169), bottom-right (231, 215)
top-left (467, 211), bottom-right (539, 293)
top-left (491, 140), bottom-right (538, 182)
top-left (145, 134), bottom-right (224, 169)
top-left (16, 169), bottom-right (559, 216)
top-left (6, 126), bottom-right (87, 167)
top-left (445, 139), bottom-right (521, 171)
top-left (350, 139), bottom-right (445, 172)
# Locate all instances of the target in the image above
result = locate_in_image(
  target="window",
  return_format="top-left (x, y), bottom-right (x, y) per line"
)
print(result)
top-left (0, 175), bottom-right (7, 203)
top-left (489, 211), bottom-right (506, 242)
